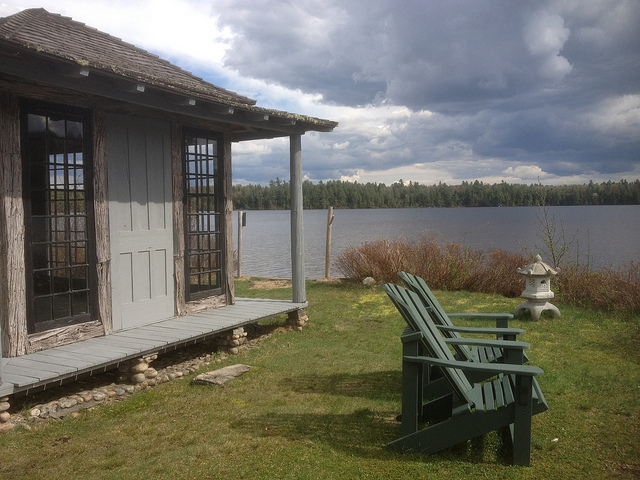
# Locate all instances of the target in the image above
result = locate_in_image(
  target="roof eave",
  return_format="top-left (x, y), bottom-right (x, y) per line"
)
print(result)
top-left (0, 44), bottom-right (337, 140)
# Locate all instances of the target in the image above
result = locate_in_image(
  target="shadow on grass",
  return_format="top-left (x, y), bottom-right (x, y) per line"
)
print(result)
top-left (280, 370), bottom-right (402, 403)
top-left (235, 407), bottom-right (396, 458)
top-left (233, 408), bottom-right (513, 465)
top-left (244, 370), bottom-right (515, 465)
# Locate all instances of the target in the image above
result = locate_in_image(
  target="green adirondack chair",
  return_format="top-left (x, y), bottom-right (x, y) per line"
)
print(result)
top-left (387, 274), bottom-right (531, 402)
top-left (383, 283), bottom-right (548, 467)
top-left (399, 271), bottom-right (528, 367)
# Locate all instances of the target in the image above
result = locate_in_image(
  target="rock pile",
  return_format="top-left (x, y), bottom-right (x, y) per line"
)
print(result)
top-left (287, 310), bottom-right (308, 331)
top-left (0, 398), bottom-right (10, 423)
top-left (215, 327), bottom-right (248, 355)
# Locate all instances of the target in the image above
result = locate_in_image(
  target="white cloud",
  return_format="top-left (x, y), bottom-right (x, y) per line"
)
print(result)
top-left (231, 142), bottom-right (275, 156)
top-left (525, 11), bottom-right (570, 56)
top-left (79, 1), bottom-right (232, 63)
top-left (503, 165), bottom-right (548, 182)
top-left (524, 10), bottom-right (573, 81)
top-left (586, 94), bottom-right (640, 140)
top-left (332, 141), bottom-right (350, 150)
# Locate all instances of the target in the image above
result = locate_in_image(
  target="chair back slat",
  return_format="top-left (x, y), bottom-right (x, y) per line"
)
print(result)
top-left (383, 283), bottom-right (475, 405)
top-left (398, 271), bottom-right (474, 360)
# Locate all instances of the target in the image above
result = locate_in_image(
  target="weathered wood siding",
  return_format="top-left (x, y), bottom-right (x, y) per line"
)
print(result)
top-left (27, 320), bottom-right (105, 353)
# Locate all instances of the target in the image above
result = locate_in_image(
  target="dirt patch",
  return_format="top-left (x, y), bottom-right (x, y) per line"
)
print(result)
top-left (313, 277), bottom-right (348, 284)
top-left (250, 279), bottom-right (291, 289)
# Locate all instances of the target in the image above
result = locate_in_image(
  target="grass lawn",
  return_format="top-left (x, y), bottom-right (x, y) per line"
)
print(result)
top-left (0, 278), bottom-right (638, 479)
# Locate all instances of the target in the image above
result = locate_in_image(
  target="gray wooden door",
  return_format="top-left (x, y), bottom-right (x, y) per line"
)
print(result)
top-left (107, 115), bottom-right (174, 331)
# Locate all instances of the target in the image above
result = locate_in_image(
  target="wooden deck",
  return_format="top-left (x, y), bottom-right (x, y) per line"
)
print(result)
top-left (0, 298), bottom-right (306, 397)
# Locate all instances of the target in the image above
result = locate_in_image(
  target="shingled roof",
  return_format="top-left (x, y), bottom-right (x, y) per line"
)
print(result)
top-left (0, 8), bottom-right (337, 139)
top-left (0, 8), bottom-right (254, 106)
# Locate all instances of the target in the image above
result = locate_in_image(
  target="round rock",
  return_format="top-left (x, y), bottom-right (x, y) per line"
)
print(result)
top-left (130, 361), bottom-right (149, 373)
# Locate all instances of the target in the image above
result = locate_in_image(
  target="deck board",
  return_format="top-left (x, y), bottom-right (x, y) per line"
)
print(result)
top-left (146, 322), bottom-right (210, 334)
top-left (25, 352), bottom-right (96, 372)
top-left (0, 298), bottom-right (305, 396)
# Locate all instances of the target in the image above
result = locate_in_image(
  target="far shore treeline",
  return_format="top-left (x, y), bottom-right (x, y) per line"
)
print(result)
top-left (232, 178), bottom-right (640, 210)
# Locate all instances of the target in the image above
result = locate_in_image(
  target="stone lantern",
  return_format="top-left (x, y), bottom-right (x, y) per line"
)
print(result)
top-left (514, 254), bottom-right (560, 320)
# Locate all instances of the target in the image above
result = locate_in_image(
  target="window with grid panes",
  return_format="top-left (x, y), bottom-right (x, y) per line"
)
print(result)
top-left (183, 130), bottom-right (223, 299)
top-left (22, 103), bottom-right (96, 333)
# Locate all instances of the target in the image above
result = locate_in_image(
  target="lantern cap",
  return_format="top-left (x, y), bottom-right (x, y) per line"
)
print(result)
top-left (517, 254), bottom-right (558, 276)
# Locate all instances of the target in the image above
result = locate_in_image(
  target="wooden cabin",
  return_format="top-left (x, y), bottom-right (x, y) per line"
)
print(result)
top-left (0, 9), bottom-right (336, 401)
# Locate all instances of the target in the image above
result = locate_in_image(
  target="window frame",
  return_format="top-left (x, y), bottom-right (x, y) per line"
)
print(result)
top-left (21, 100), bottom-right (98, 333)
top-left (182, 128), bottom-right (225, 301)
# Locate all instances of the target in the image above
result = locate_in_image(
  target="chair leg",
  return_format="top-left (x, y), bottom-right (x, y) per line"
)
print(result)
top-left (503, 346), bottom-right (525, 365)
top-left (401, 340), bottom-right (421, 436)
top-left (512, 375), bottom-right (534, 466)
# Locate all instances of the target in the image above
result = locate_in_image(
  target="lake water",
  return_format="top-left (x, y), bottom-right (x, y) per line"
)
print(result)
top-left (233, 205), bottom-right (640, 279)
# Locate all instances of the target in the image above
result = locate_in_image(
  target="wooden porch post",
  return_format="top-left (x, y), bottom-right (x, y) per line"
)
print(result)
top-left (290, 134), bottom-right (306, 303)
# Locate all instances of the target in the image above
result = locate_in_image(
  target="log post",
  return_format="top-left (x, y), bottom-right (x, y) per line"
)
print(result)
top-left (223, 135), bottom-right (235, 305)
top-left (92, 110), bottom-right (112, 334)
top-left (171, 122), bottom-right (186, 315)
top-left (0, 92), bottom-right (27, 357)
top-left (290, 134), bottom-right (305, 303)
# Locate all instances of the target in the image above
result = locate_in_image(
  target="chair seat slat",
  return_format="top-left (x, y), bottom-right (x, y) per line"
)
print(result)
top-left (482, 382), bottom-right (495, 411)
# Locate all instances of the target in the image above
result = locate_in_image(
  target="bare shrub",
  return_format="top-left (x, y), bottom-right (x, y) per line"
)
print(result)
top-left (472, 249), bottom-right (529, 297)
top-left (334, 239), bottom-right (416, 284)
top-left (336, 235), bottom-right (527, 297)
top-left (558, 262), bottom-right (640, 313)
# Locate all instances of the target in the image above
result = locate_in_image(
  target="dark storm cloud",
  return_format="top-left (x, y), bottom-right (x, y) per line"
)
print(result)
top-left (217, 0), bottom-right (583, 108)
top-left (217, 0), bottom-right (639, 184)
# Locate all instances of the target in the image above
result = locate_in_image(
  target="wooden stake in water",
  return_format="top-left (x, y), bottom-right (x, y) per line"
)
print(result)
top-left (325, 206), bottom-right (335, 279)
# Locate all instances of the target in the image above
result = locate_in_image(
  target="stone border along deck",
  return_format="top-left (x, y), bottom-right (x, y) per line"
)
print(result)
top-left (0, 322), bottom-right (284, 432)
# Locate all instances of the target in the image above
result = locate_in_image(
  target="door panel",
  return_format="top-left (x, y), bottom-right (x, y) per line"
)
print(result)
top-left (107, 115), bottom-right (174, 331)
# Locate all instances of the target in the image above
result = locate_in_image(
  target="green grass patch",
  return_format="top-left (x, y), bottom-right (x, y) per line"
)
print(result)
top-left (0, 279), bottom-right (638, 479)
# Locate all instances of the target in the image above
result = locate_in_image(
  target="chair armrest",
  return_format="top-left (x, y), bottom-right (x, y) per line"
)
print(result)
top-left (448, 313), bottom-right (514, 320)
top-left (437, 325), bottom-right (525, 335)
top-left (400, 329), bottom-right (423, 343)
top-left (444, 337), bottom-right (530, 350)
top-left (404, 355), bottom-right (544, 377)
top-left (448, 313), bottom-right (513, 329)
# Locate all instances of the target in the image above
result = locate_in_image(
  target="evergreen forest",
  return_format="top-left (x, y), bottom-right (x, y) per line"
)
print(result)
top-left (231, 178), bottom-right (640, 210)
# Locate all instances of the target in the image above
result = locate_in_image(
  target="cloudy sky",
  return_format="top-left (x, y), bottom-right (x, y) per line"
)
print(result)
top-left (2, 0), bottom-right (638, 186)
